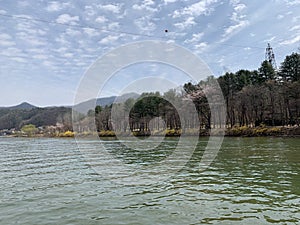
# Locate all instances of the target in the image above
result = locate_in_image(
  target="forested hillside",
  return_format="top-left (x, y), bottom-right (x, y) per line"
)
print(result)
top-left (0, 107), bottom-right (72, 131)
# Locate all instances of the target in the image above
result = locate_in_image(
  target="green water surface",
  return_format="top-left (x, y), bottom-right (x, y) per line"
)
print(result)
top-left (0, 137), bottom-right (299, 224)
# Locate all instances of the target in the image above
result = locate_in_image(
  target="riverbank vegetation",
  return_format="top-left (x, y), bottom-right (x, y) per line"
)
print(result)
top-left (1, 51), bottom-right (299, 138)
top-left (83, 52), bottom-right (299, 137)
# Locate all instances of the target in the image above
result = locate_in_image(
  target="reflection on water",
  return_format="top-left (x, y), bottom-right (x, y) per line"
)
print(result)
top-left (0, 137), bottom-right (299, 224)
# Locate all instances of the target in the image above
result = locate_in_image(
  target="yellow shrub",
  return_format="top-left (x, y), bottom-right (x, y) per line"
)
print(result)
top-left (59, 130), bottom-right (75, 137)
top-left (98, 130), bottom-right (116, 137)
top-left (165, 129), bottom-right (181, 136)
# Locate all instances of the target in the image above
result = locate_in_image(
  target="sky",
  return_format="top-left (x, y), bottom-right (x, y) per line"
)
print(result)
top-left (0, 0), bottom-right (300, 107)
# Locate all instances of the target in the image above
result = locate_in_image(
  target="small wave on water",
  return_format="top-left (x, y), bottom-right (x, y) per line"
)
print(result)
top-left (0, 137), bottom-right (299, 224)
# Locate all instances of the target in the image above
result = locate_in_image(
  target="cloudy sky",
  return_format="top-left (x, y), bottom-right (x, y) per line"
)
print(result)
top-left (0, 0), bottom-right (300, 106)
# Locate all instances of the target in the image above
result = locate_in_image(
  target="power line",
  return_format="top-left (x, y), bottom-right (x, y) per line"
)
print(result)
top-left (216, 42), bottom-right (265, 50)
top-left (0, 12), bottom-right (268, 50)
top-left (0, 13), bottom-right (167, 40)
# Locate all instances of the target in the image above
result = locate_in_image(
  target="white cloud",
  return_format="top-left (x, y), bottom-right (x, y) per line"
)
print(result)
top-left (174, 17), bottom-right (196, 30)
top-left (290, 25), bottom-right (300, 31)
top-left (99, 35), bottom-right (122, 44)
top-left (164, 0), bottom-right (177, 4)
top-left (16, 26), bottom-right (48, 47)
top-left (292, 16), bottom-right (300, 23)
top-left (65, 28), bottom-right (81, 36)
top-left (16, 25), bottom-right (48, 38)
top-left (95, 16), bottom-right (108, 24)
top-left (26, 38), bottom-right (47, 46)
top-left (15, 15), bottom-right (36, 33)
top-left (0, 33), bottom-right (15, 46)
top-left (221, 1), bottom-right (249, 42)
top-left (280, 35), bottom-right (300, 45)
top-left (0, 33), bottom-right (12, 40)
top-left (10, 57), bottom-right (27, 63)
top-left (18, 1), bottom-right (30, 7)
top-left (107, 22), bottom-right (120, 30)
top-left (223, 20), bottom-right (249, 37)
top-left (134, 16), bottom-right (156, 33)
top-left (98, 4), bottom-right (122, 14)
top-left (264, 36), bottom-right (276, 42)
top-left (173, 0), bottom-right (217, 18)
top-left (63, 53), bottom-right (73, 58)
top-left (76, 62), bottom-right (88, 67)
top-left (32, 54), bottom-right (49, 60)
top-left (277, 14), bottom-right (284, 20)
top-left (46, 1), bottom-right (71, 12)
top-left (84, 5), bottom-right (96, 17)
top-left (1, 0), bottom-right (300, 106)
top-left (132, 0), bottom-right (157, 12)
top-left (229, 0), bottom-right (240, 5)
top-left (42, 60), bottom-right (59, 69)
top-left (144, 0), bottom-right (155, 5)
top-left (15, 14), bottom-right (32, 19)
top-left (231, 12), bottom-right (246, 22)
top-left (0, 40), bottom-right (16, 47)
top-left (2, 47), bottom-right (23, 57)
top-left (83, 28), bottom-right (99, 37)
top-left (234, 3), bottom-right (246, 12)
top-left (55, 35), bottom-right (71, 46)
top-left (54, 47), bottom-right (68, 54)
top-left (285, 0), bottom-right (300, 5)
top-left (195, 42), bottom-right (208, 51)
top-left (56, 14), bottom-right (79, 25)
top-left (30, 29), bottom-right (47, 36)
top-left (184, 32), bottom-right (204, 44)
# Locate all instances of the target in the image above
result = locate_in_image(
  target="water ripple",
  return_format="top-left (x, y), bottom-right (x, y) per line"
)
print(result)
top-left (0, 137), bottom-right (299, 224)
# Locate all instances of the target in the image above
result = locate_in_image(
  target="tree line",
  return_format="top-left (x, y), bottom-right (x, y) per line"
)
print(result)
top-left (90, 51), bottom-right (299, 134)
top-left (217, 52), bottom-right (299, 127)
top-left (4, 51), bottom-right (298, 135)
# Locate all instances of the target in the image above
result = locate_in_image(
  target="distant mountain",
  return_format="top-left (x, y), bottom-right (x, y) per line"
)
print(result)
top-left (73, 92), bottom-right (139, 114)
top-left (114, 92), bottom-right (140, 103)
top-left (0, 93), bottom-right (140, 130)
top-left (4, 102), bottom-right (37, 110)
top-left (73, 96), bottom-right (115, 115)
top-left (0, 106), bottom-right (71, 130)
top-left (96, 96), bottom-right (117, 107)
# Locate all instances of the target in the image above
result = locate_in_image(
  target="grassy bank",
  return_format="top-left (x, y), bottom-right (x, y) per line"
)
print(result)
top-left (95, 126), bottom-right (300, 137)
top-left (5, 126), bottom-right (300, 138)
top-left (225, 125), bottom-right (300, 137)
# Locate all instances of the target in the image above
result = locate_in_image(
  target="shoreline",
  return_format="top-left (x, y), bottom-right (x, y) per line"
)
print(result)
top-left (3, 126), bottom-right (299, 138)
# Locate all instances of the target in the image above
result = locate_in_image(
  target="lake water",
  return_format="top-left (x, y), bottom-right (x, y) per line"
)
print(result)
top-left (0, 137), bottom-right (299, 224)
